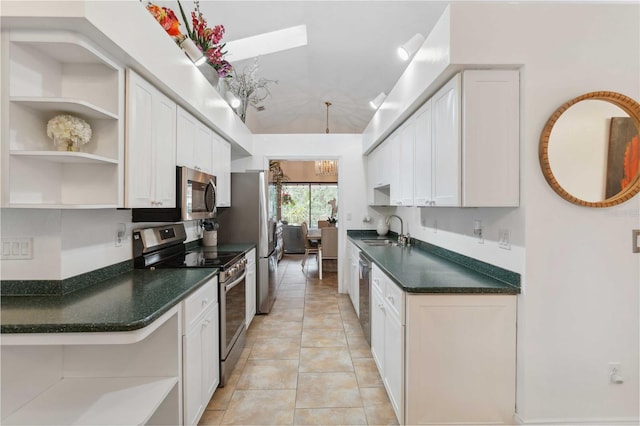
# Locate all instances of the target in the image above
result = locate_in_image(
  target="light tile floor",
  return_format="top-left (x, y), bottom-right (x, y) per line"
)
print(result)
top-left (199, 255), bottom-right (399, 426)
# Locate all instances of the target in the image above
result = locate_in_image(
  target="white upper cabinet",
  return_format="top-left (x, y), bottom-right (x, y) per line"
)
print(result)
top-left (399, 122), bottom-right (415, 206)
top-left (195, 126), bottom-right (214, 174)
top-left (126, 69), bottom-right (176, 208)
top-left (370, 69), bottom-right (520, 208)
top-left (388, 123), bottom-right (416, 207)
top-left (432, 74), bottom-right (462, 206)
top-left (432, 70), bottom-right (520, 207)
top-left (461, 70), bottom-right (519, 207)
top-left (1, 30), bottom-right (125, 208)
top-left (212, 135), bottom-right (231, 207)
top-left (367, 138), bottom-right (393, 205)
top-left (177, 106), bottom-right (214, 175)
top-left (389, 133), bottom-right (402, 206)
top-left (413, 99), bottom-right (434, 206)
top-left (176, 107), bottom-right (198, 170)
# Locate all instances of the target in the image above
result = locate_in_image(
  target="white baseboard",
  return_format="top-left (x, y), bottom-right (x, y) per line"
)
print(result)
top-left (514, 413), bottom-right (640, 425)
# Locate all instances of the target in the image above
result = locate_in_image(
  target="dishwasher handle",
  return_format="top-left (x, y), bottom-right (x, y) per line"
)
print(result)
top-left (359, 255), bottom-right (371, 280)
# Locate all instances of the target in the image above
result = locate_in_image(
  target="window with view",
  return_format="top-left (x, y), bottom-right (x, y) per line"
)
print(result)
top-left (280, 183), bottom-right (338, 228)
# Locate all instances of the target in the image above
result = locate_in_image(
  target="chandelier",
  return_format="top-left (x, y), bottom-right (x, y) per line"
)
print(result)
top-left (316, 101), bottom-right (338, 176)
top-left (315, 160), bottom-right (338, 176)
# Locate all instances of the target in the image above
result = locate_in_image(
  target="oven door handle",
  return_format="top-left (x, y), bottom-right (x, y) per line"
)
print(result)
top-left (224, 270), bottom-right (247, 293)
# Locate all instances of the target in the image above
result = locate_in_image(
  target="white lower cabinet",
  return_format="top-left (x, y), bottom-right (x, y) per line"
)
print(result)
top-left (246, 248), bottom-right (257, 328)
top-left (346, 241), bottom-right (360, 315)
top-left (370, 264), bottom-right (405, 424)
top-left (405, 293), bottom-right (517, 425)
top-left (182, 277), bottom-right (219, 426)
top-left (370, 265), bottom-right (517, 425)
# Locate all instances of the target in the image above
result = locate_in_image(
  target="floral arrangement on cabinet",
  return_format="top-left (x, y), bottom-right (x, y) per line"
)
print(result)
top-left (46, 114), bottom-right (92, 152)
top-left (225, 58), bottom-right (277, 122)
top-left (146, 1), bottom-right (233, 78)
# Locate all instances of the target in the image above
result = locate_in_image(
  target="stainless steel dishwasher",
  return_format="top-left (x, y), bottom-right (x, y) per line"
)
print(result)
top-left (358, 253), bottom-right (372, 345)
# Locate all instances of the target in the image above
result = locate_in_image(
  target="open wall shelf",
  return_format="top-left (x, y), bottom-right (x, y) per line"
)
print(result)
top-left (1, 30), bottom-right (124, 208)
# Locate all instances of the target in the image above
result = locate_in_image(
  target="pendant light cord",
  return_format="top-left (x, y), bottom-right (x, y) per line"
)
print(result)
top-left (325, 101), bottom-right (332, 134)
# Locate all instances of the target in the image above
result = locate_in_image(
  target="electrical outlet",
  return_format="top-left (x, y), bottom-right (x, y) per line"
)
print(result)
top-left (499, 229), bottom-right (511, 250)
top-left (473, 220), bottom-right (483, 244)
top-left (608, 362), bottom-right (623, 384)
top-left (115, 223), bottom-right (126, 247)
top-left (1, 238), bottom-right (33, 260)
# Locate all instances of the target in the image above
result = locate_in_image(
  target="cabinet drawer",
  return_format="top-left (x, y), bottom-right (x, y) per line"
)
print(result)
top-left (183, 276), bottom-right (218, 332)
top-left (371, 274), bottom-right (386, 294)
top-left (384, 279), bottom-right (404, 321)
top-left (372, 268), bottom-right (385, 295)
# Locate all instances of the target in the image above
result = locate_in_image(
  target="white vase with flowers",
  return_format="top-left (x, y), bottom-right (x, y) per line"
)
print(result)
top-left (46, 114), bottom-right (92, 152)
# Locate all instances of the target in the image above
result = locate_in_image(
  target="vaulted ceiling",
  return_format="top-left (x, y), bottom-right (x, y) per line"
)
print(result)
top-left (186, 1), bottom-right (449, 134)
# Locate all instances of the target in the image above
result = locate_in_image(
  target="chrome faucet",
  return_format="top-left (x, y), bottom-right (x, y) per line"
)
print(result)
top-left (386, 215), bottom-right (409, 246)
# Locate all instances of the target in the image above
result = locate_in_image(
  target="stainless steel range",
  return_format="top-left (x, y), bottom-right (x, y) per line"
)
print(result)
top-left (133, 223), bottom-right (246, 386)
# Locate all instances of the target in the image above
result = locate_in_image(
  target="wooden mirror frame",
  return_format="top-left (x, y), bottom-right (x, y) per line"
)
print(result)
top-left (539, 91), bottom-right (640, 207)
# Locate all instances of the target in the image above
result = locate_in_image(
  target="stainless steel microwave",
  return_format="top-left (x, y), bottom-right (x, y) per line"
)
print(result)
top-left (132, 166), bottom-right (217, 222)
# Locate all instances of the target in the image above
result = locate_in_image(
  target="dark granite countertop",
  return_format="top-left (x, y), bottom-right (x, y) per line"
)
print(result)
top-left (0, 240), bottom-right (256, 335)
top-left (348, 231), bottom-right (520, 294)
top-left (1, 268), bottom-right (217, 334)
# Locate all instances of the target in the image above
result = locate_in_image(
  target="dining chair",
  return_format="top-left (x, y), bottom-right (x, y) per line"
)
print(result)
top-left (317, 220), bottom-right (330, 228)
top-left (319, 226), bottom-right (338, 279)
top-left (300, 222), bottom-right (319, 272)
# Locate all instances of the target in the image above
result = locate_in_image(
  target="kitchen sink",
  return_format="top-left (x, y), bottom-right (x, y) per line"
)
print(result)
top-left (361, 239), bottom-right (398, 247)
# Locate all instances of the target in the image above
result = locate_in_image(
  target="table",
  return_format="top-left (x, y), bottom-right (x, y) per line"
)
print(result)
top-left (305, 229), bottom-right (323, 279)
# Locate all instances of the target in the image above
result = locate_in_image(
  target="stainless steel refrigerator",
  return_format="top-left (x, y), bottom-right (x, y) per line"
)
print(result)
top-left (216, 171), bottom-right (278, 314)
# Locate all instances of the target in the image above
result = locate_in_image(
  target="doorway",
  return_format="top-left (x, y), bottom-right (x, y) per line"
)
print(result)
top-left (269, 159), bottom-right (339, 273)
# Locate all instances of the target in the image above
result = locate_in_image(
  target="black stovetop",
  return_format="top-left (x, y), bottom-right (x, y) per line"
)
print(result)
top-left (135, 244), bottom-right (243, 270)
top-left (152, 249), bottom-right (243, 269)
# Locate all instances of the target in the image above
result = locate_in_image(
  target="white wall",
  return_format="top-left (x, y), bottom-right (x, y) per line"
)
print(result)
top-left (233, 133), bottom-right (369, 292)
top-left (1, 208), bottom-right (132, 280)
top-left (0, 208), bottom-right (205, 280)
top-left (385, 3), bottom-right (639, 423)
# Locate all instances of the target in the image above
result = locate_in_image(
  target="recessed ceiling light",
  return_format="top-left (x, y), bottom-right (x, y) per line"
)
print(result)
top-left (369, 92), bottom-right (387, 110)
top-left (226, 92), bottom-right (241, 109)
top-left (225, 25), bottom-right (308, 62)
top-left (398, 33), bottom-right (425, 61)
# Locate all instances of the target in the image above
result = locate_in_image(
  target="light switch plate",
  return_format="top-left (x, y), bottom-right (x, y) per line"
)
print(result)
top-left (498, 229), bottom-right (511, 250)
top-left (1, 238), bottom-right (33, 260)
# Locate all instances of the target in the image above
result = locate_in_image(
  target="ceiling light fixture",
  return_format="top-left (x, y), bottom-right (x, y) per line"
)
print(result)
top-left (315, 160), bottom-right (338, 176)
top-left (369, 92), bottom-right (387, 110)
top-left (398, 33), bottom-right (425, 61)
top-left (180, 38), bottom-right (206, 65)
top-left (226, 92), bottom-right (241, 109)
top-left (316, 101), bottom-right (338, 176)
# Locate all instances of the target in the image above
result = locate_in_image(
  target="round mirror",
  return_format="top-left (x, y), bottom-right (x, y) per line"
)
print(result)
top-left (539, 92), bottom-right (640, 207)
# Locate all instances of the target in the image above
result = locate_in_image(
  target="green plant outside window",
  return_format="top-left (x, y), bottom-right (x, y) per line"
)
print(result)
top-left (280, 184), bottom-right (338, 227)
